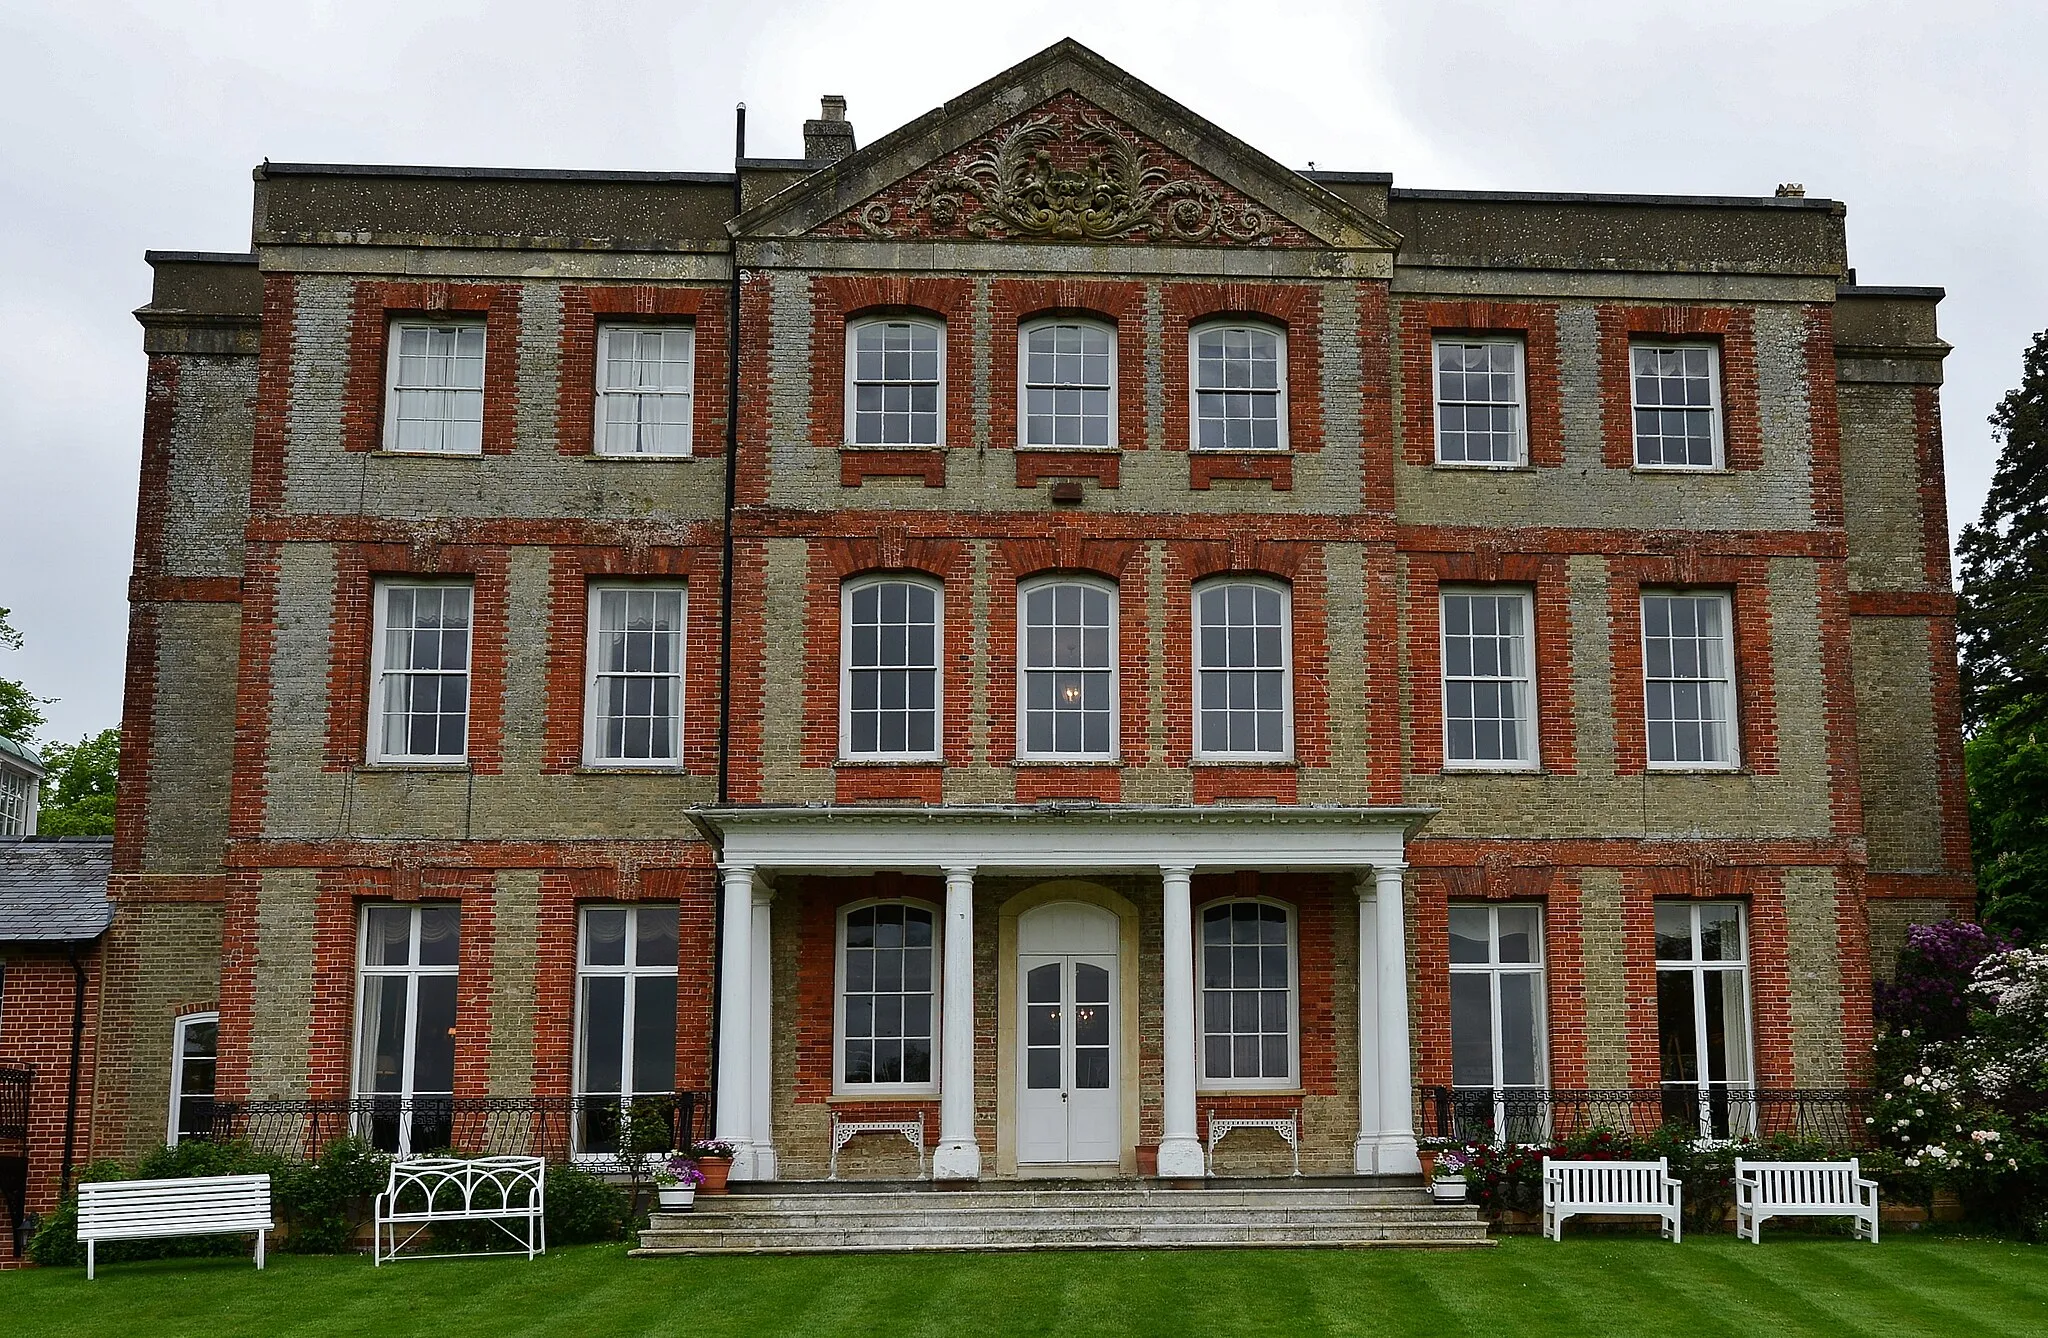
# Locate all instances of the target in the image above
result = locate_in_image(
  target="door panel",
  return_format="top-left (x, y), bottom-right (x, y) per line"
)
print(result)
top-left (1016, 952), bottom-right (1120, 1164)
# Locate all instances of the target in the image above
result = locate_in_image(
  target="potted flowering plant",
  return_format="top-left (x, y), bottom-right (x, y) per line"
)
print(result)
top-left (689, 1140), bottom-right (737, 1194)
top-left (654, 1152), bottom-right (705, 1210)
top-left (1431, 1147), bottom-right (1472, 1202)
top-left (1416, 1136), bottom-right (1460, 1182)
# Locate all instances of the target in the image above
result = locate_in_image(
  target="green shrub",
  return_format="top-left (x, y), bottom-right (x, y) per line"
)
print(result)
top-left (275, 1137), bottom-right (390, 1253)
top-left (545, 1163), bottom-right (628, 1245)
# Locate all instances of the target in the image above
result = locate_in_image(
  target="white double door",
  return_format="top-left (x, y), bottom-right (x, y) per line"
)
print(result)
top-left (1016, 902), bottom-right (1120, 1166)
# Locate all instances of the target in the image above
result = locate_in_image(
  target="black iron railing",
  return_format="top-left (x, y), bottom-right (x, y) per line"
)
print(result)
top-left (197, 1091), bottom-right (713, 1167)
top-left (1418, 1086), bottom-right (1874, 1146)
top-left (0, 1067), bottom-right (28, 1144)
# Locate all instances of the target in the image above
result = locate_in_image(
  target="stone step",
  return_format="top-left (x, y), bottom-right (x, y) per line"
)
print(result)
top-left (652, 1205), bottom-right (1474, 1231)
top-left (636, 1220), bottom-right (1492, 1253)
top-left (694, 1187), bottom-right (1433, 1212)
top-left (634, 1184), bottom-right (1490, 1254)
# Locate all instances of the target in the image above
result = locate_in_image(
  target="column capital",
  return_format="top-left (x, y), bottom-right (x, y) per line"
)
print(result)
top-left (719, 861), bottom-right (758, 880)
top-left (1159, 863), bottom-right (1197, 880)
top-left (941, 864), bottom-right (978, 882)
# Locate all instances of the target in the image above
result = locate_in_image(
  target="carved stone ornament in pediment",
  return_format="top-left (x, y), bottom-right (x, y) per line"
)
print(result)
top-left (859, 113), bottom-right (1273, 244)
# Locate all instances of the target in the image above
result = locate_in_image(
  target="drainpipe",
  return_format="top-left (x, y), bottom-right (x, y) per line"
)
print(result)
top-left (717, 102), bottom-right (745, 808)
top-left (59, 943), bottom-right (86, 1197)
top-left (706, 102), bottom-right (746, 1140)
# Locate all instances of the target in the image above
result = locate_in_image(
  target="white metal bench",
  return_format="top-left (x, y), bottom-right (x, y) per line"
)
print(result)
top-left (1206, 1109), bottom-right (1302, 1177)
top-left (373, 1156), bottom-right (546, 1264)
top-left (1543, 1156), bottom-right (1683, 1242)
top-left (829, 1112), bottom-right (926, 1180)
top-left (78, 1173), bottom-right (272, 1280)
top-left (1735, 1158), bottom-right (1879, 1243)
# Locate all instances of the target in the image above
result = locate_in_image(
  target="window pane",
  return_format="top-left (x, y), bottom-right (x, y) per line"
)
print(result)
top-left (636, 905), bottom-right (680, 968)
top-left (1655, 903), bottom-right (1695, 961)
top-left (1496, 907), bottom-right (1540, 964)
top-left (1699, 904), bottom-right (1742, 962)
top-left (364, 905), bottom-right (412, 966)
top-left (1448, 906), bottom-right (1491, 964)
top-left (411, 975), bottom-right (458, 1097)
top-left (1658, 969), bottom-right (1700, 1083)
top-left (1498, 973), bottom-right (1541, 1086)
top-left (417, 906), bottom-right (460, 966)
top-left (1450, 974), bottom-right (1495, 1087)
top-left (359, 975), bottom-right (409, 1095)
top-left (584, 908), bottom-right (628, 966)
top-left (631, 975), bottom-right (678, 1094)
top-left (1706, 970), bottom-right (1751, 1084)
top-left (581, 977), bottom-right (626, 1095)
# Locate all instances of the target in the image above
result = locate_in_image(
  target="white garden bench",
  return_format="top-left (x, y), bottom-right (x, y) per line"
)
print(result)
top-left (1542, 1157), bottom-right (1683, 1242)
top-left (1206, 1108), bottom-right (1302, 1177)
top-left (78, 1173), bottom-right (272, 1280)
top-left (828, 1111), bottom-right (926, 1180)
top-left (1735, 1158), bottom-right (1879, 1243)
top-left (373, 1155), bottom-right (546, 1264)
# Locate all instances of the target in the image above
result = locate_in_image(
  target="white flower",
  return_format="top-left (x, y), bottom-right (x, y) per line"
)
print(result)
top-left (1914, 1108), bottom-right (1925, 1117)
top-left (1903, 1029), bottom-right (1913, 1038)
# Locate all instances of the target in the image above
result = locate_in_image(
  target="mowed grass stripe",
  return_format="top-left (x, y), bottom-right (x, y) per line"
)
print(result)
top-left (3, 1235), bottom-right (2045, 1338)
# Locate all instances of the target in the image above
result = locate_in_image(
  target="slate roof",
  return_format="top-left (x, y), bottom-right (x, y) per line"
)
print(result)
top-left (0, 837), bottom-right (114, 942)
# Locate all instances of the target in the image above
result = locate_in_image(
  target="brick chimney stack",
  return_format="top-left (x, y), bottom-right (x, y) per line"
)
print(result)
top-left (804, 96), bottom-right (856, 164)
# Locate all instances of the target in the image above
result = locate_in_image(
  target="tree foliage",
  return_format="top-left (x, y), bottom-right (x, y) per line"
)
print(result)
top-left (1958, 329), bottom-right (2048, 731)
top-left (35, 727), bottom-right (118, 836)
top-left (1969, 705), bottom-right (2048, 944)
top-left (1958, 330), bottom-right (2048, 941)
top-left (0, 606), bottom-right (49, 744)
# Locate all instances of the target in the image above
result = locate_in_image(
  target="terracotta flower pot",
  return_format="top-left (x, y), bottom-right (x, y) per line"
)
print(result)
top-left (697, 1156), bottom-right (732, 1194)
top-left (1136, 1144), bottom-right (1159, 1177)
top-left (1417, 1149), bottom-right (1439, 1181)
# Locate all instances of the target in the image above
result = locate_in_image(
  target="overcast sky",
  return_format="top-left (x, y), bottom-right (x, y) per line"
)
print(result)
top-left (0, 0), bottom-right (2040, 747)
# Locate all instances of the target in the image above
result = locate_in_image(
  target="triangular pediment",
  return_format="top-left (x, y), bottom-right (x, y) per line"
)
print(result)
top-left (732, 40), bottom-right (1398, 251)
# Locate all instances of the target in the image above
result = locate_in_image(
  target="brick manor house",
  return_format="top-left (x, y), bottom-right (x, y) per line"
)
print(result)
top-left (84, 41), bottom-right (1967, 1195)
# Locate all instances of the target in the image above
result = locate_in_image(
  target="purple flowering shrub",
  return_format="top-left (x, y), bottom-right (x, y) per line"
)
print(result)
top-left (1876, 920), bottom-right (2010, 1042)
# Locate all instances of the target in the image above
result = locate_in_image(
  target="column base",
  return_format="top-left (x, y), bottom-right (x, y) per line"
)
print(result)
top-left (932, 1140), bottom-right (983, 1181)
top-left (1353, 1133), bottom-right (1420, 1176)
top-left (730, 1142), bottom-right (779, 1181)
top-left (1157, 1136), bottom-right (1206, 1179)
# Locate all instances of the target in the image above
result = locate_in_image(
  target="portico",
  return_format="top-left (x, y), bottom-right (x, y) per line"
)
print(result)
top-left (692, 805), bottom-right (1433, 1182)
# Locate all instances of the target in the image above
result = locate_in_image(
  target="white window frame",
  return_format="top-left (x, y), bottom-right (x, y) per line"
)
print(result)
top-left (0, 766), bottom-right (32, 836)
top-left (1195, 897), bottom-right (1299, 1091)
top-left (1629, 341), bottom-right (1725, 470)
top-left (582, 583), bottom-right (687, 769)
top-left (833, 898), bottom-right (943, 1097)
top-left (166, 1010), bottom-right (220, 1146)
top-left (844, 316), bottom-right (946, 447)
top-left (1016, 575), bottom-right (1119, 762)
top-left (1655, 901), bottom-right (1757, 1137)
top-left (1018, 317), bottom-right (1117, 450)
top-left (382, 318), bottom-right (487, 455)
top-left (571, 903), bottom-right (681, 1160)
top-left (1447, 905), bottom-right (1549, 1141)
top-left (840, 574), bottom-right (945, 762)
top-left (1439, 587), bottom-right (1540, 772)
top-left (368, 579), bottom-right (474, 765)
top-left (1189, 320), bottom-right (1289, 452)
top-left (1191, 576), bottom-right (1294, 761)
top-left (594, 323), bottom-right (695, 458)
top-left (1432, 335), bottom-right (1527, 467)
top-left (350, 903), bottom-right (461, 1158)
top-left (1640, 590), bottom-right (1741, 772)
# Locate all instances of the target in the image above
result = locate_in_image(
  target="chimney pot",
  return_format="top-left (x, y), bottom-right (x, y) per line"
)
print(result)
top-left (1775, 182), bottom-right (1806, 198)
top-left (804, 96), bottom-right (857, 164)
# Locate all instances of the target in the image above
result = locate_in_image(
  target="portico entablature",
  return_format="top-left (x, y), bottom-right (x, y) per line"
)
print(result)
top-left (687, 803), bottom-right (1435, 876)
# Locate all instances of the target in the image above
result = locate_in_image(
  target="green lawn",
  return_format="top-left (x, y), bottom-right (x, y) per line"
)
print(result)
top-left (2, 1235), bottom-right (2044, 1337)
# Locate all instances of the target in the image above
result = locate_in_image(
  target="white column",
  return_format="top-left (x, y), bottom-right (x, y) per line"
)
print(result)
top-left (1157, 864), bottom-right (1204, 1178)
top-left (1352, 871), bottom-right (1383, 1174)
top-left (748, 879), bottom-right (778, 1180)
top-left (714, 862), bottom-right (757, 1175)
top-left (1369, 862), bottom-right (1420, 1174)
top-left (933, 865), bottom-right (982, 1180)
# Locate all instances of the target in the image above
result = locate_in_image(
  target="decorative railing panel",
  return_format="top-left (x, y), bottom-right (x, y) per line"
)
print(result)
top-left (1418, 1087), bottom-right (1874, 1146)
top-left (0, 1067), bottom-right (29, 1143)
top-left (197, 1091), bottom-right (712, 1168)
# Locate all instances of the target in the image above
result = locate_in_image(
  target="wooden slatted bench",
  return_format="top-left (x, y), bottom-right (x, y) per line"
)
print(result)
top-left (1735, 1158), bottom-right (1879, 1243)
top-left (78, 1173), bottom-right (272, 1280)
top-left (1205, 1109), bottom-right (1302, 1177)
top-left (1542, 1156), bottom-right (1683, 1242)
top-left (373, 1156), bottom-right (546, 1264)
top-left (828, 1112), bottom-right (926, 1180)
